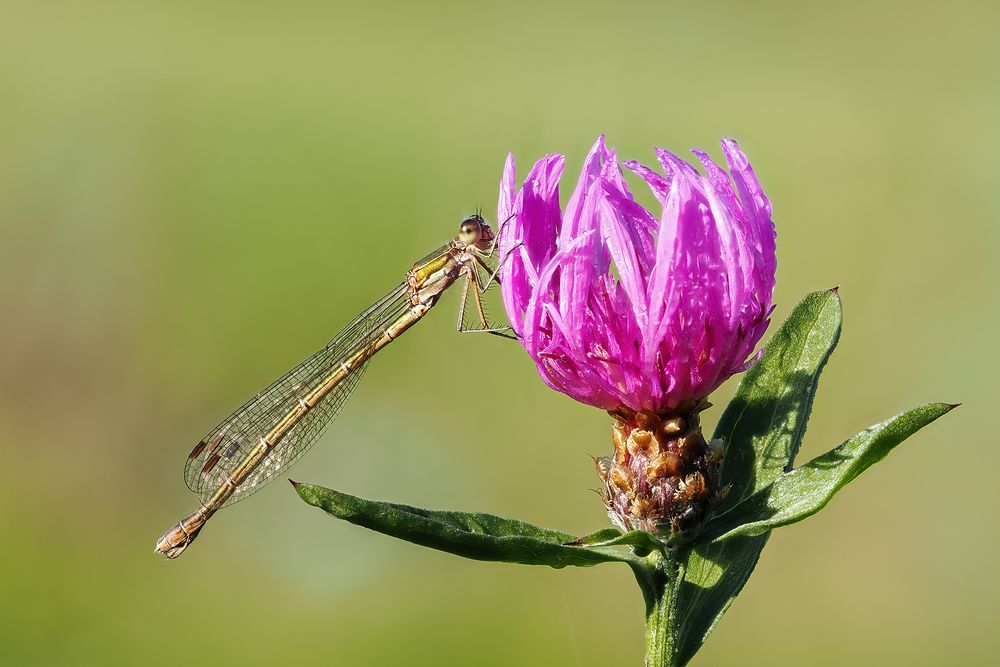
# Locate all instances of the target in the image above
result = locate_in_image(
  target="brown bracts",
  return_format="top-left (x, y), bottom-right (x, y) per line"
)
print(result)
top-left (596, 401), bottom-right (727, 535)
top-left (155, 215), bottom-right (512, 558)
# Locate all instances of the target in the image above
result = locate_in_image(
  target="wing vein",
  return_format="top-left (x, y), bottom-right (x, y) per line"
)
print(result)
top-left (183, 282), bottom-right (412, 505)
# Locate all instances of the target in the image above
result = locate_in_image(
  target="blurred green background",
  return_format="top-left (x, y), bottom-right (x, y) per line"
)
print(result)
top-left (1, 1), bottom-right (997, 665)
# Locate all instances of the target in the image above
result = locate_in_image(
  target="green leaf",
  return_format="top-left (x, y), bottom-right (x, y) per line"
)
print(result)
top-left (675, 289), bottom-right (842, 665)
top-left (705, 403), bottom-right (955, 541)
top-left (675, 536), bottom-right (767, 662)
top-left (294, 482), bottom-right (636, 568)
top-left (717, 288), bottom-right (843, 506)
top-left (568, 528), bottom-right (667, 555)
top-left (566, 527), bottom-right (625, 545)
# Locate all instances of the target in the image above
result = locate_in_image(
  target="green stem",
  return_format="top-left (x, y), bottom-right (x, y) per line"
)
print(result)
top-left (635, 550), bottom-right (683, 667)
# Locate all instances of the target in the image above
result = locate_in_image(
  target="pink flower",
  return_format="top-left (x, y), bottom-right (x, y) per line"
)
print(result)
top-left (497, 136), bottom-right (776, 414)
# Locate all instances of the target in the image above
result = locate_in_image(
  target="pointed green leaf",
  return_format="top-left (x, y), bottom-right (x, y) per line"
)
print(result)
top-left (717, 288), bottom-right (843, 505)
top-left (566, 527), bottom-right (625, 545)
top-left (675, 534), bottom-right (769, 665)
top-left (568, 528), bottom-right (667, 555)
top-left (294, 482), bottom-right (636, 568)
top-left (676, 289), bottom-right (843, 665)
top-left (705, 403), bottom-right (955, 541)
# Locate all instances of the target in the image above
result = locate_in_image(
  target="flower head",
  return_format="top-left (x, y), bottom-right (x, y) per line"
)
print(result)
top-left (497, 136), bottom-right (776, 414)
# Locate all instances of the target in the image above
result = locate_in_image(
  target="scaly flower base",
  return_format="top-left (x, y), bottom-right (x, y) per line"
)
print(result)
top-left (597, 402), bottom-right (724, 535)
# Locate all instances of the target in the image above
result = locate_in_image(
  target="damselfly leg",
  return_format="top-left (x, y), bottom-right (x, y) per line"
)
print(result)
top-left (457, 245), bottom-right (517, 339)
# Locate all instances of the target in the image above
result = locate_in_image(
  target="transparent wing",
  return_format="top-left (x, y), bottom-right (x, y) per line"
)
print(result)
top-left (184, 282), bottom-right (412, 506)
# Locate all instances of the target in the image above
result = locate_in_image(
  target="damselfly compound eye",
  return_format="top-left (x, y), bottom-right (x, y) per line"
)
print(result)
top-left (458, 217), bottom-right (481, 244)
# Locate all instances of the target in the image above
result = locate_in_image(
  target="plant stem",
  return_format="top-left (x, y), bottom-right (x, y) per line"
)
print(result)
top-left (637, 550), bottom-right (682, 667)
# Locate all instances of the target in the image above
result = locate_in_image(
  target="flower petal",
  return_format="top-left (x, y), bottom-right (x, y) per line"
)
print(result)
top-left (721, 139), bottom-right (777, 289)
top-left (597, 194), bottom-right (648, 328)
top-left (498, 137), bottom-right (777, 414)
top-left (558, 138), bottom-right (611, 351)
top-left (497, 152), bottom-right (527, 331)
top-left (624, 159), bottom-right (672, 205)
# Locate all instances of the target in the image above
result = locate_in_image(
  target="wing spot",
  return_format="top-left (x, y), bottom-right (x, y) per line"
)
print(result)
top-left (201, 453), bottom-right (222, 475)
top-left (206, 433), bottom-right (225, 456)
top-left (188, 440), bottom-right (207, 459)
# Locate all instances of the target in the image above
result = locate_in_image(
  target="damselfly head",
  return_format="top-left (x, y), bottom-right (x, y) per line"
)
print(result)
top-left (457, 214), bottom-right (493, 249)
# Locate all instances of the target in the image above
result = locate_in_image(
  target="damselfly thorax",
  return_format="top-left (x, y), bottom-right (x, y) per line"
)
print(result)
top-left (155, 214), bottom-right (512, 558)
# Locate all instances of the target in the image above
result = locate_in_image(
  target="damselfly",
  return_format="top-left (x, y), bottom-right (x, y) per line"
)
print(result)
top-left (155, 215), bottom-right (511, 558)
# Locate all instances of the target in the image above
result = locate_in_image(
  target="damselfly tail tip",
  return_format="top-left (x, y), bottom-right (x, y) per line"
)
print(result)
top-left (154, 509), bottom-right (209, 559)
top-left (288, 478), bottom-right (300, 488)
top-left (154, 530), bottom-right (191, 560)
